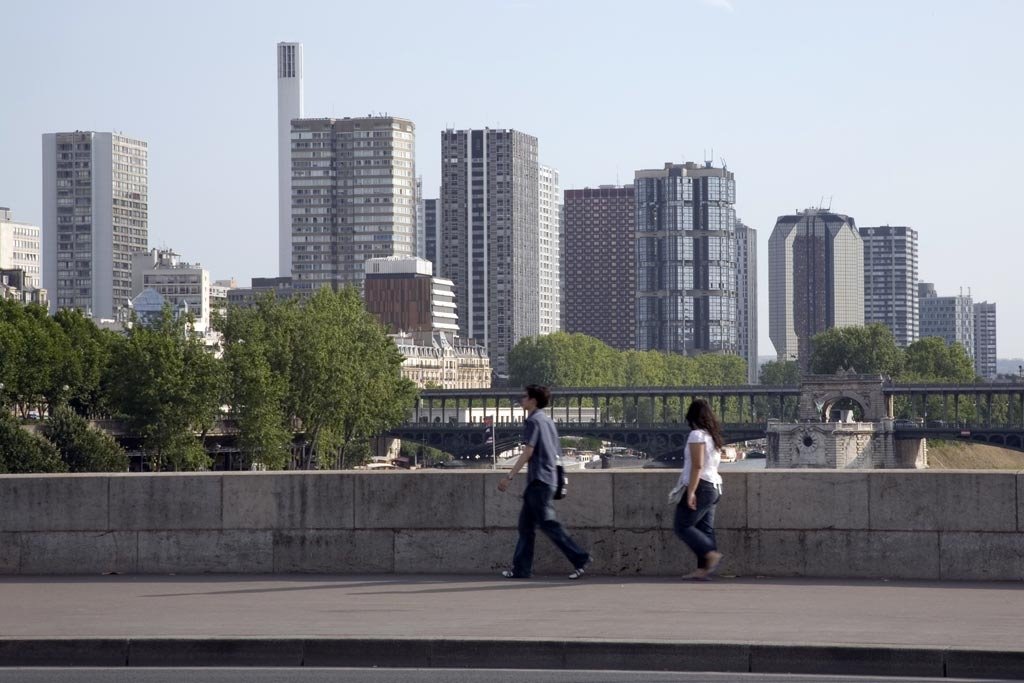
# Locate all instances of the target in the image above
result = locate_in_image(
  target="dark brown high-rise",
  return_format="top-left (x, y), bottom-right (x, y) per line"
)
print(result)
top-left (363, 257), bottom-right (458, 335)
top-left (563, 186), bottom-right (636, 350)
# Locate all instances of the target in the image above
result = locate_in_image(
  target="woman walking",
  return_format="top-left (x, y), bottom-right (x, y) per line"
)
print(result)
top-left (674, 398), bottom-right (725, 580)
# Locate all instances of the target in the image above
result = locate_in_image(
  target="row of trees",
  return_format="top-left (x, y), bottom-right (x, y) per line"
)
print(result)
top-left (508, 332), bottom-right (749, 388)
top-left (0, 289), bottom-right (417, 472)
top-left (508, 333), bottom-right (750, 424)
top-left (508, 327), bottom-right (992, 425)
top-left (758, 324), bottom-right (977, 386)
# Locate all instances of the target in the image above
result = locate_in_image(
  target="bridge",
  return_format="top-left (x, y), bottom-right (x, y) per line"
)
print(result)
top-left (391, 386), bottom-right (798, 461)
top-left (389, 377), bottom-right (1024, 460)
top-left (91, 377), bottom-right (1024, 465)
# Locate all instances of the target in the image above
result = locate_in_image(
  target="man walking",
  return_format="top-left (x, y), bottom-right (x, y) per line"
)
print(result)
top-left (497, 385), bottom-right (592, 579)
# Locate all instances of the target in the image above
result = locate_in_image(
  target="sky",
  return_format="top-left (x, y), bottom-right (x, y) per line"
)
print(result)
top-left (2, 0), bottom-right (1023, 357)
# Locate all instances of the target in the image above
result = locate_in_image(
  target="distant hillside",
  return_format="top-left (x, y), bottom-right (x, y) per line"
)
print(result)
top-left (927, 440), bottom-right (1024, 469)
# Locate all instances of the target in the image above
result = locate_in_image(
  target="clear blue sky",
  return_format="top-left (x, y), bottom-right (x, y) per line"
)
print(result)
top-left (2, 0), bottom-right (1022, 357)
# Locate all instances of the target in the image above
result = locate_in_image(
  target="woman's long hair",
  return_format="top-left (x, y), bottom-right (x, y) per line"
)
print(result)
top-left (685, 398), bottom-right (725, 450)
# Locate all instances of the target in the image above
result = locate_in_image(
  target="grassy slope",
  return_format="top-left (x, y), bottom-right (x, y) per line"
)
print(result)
top-left (926, 440), bottom-right (1024, 469)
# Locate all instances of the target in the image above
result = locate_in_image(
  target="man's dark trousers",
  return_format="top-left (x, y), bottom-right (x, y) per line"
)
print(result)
top-left (511, 480), bottom-right (589, 577)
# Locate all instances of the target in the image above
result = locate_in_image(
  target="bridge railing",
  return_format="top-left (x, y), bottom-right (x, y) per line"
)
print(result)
top-left (885, 385), bottom-right (1024, 429)
top-left (411, 386), bottom-right (803, 427)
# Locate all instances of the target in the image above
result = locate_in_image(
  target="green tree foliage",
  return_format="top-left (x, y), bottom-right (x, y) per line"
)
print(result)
top-left (509, 334), bottom-right (748, 425)
top-left (290, 287), bottom-right (416, 469)
top-left (1, 288), bottom-right (421, 472)
top-left (106, 308), bottom-right (224, 471)
top-left (619, 350), bottom-right (667, 386)
top-left (399, 441), bottom-right (450, 466)
top-left (690, 353), bottom-right (748, 386)
top-left (900, 337), bottom-right (977, 383)
top-left (52, 309), bottom-right (123, 418)
top-left (219, 294), bottom-right (297, 469)
top-left (44, 404), bottom-right (128, 472)
top-left (759, 360), bottom-right (801, 385)
top-left (220, 287), bottom-right (417, 470)
top-left (0, 300), bottom-right (69, 417)
top-left (508, 332), bottom-right (621, 387)
top-left (809, 324), bottom-right (904, 377)
top-left (892, 337), bottom-right (979, 422)
top-left (509, 332), bottom-right (747, 388)
top-left (0, 414), bottom-right (65, 474)
top-left (0, 301), bottom-right (125, 420)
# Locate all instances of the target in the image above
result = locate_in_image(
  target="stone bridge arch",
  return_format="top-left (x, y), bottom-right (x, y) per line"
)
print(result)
top-left (798, 370), bottom-right (890, 422)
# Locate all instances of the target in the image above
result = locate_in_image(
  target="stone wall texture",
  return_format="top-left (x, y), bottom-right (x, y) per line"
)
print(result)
top-left (1, 470), bottom-right (1021, 580)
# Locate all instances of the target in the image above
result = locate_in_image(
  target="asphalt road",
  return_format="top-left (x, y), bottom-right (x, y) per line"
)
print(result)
top-left (0, 669), bottom-right (999, 683)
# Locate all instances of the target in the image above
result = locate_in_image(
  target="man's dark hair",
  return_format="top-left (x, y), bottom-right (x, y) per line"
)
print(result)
top-left (524, 384), bottom-right (551, 409)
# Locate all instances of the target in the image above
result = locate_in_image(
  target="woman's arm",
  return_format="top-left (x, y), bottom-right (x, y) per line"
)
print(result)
top-left (687, 441), bottom-right (705, 510)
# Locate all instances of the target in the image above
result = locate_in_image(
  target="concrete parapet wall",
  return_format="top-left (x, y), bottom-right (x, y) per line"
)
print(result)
top-left (0, 471), bottom-right (1021, 580)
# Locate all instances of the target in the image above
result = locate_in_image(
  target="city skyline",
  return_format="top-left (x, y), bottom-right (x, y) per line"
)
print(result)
top-left (2, 1), bottom-right (1023, 355)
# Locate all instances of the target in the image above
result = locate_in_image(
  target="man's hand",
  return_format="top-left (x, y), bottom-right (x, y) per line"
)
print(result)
top-left (497, 477), bottom-right (512, 492)
top-left (687, 492), bottom-right (698, 510)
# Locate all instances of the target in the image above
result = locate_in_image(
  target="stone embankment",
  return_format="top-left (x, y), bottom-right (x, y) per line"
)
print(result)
top-left (1, 470), bottom-right (1021, 580)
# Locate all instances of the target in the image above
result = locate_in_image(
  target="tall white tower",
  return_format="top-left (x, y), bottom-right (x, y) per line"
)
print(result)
top-left (277, 42), bottom-right (304, 278)
top-left (538, 164), bottom-right (562, 335)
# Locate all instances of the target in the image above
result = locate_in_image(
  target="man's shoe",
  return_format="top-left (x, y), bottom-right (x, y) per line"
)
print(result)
top-left (501, 570), bottom-right (530, 579)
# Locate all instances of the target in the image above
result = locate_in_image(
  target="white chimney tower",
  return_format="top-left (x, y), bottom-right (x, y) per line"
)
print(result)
top-left (277, 42), bottom-right (304, 278)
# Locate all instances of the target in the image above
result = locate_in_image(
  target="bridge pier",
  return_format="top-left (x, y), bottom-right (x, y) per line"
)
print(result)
top-left (895, 435), bottom-right (928, 468)
top-left (767, 418), bottom-right (927, 469)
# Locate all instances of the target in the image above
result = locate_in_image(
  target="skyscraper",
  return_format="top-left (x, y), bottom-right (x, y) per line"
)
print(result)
top-left (735, 220), bottom-right (758, 383)
top-left (0, 208), bottom-right (42, 290)
top-left (277, 42), bottom-right (304, 278)
top-left (768, 209), bottom-right (863, 366)
top-left (440, 128), bottom-right (539, 377)
top-left (290, 116), bottom-right (416, 295)
top-left (860, 225), bottom-right (919, 347)
top-left (415, 176), bottom-right (425, 260)
top-left (563, 185), bottom-right (636, 350)
top-left (973, 301), bottom-right (997, 379)
top-left (538, 164), bottom-right (562, 335)
top-left (634, 162), bottom-right (737, 355)
top-left (918, 283), bottom-right (974, 361)
top-left (42, 131), bottom-right (148, 318)
top-left (424, 198), bottom-right (439, 270)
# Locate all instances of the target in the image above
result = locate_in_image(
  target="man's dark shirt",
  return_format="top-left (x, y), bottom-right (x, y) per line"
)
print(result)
top-left (522, 409), bottom-right (560, 487)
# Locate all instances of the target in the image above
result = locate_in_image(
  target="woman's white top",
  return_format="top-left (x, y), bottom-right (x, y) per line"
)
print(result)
top-left (675, 428), bottom-right (723, 487)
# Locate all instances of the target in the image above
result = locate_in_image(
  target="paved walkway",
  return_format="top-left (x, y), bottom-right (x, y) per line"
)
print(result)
top-left (1, 575), bottom-right (1022, 678)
